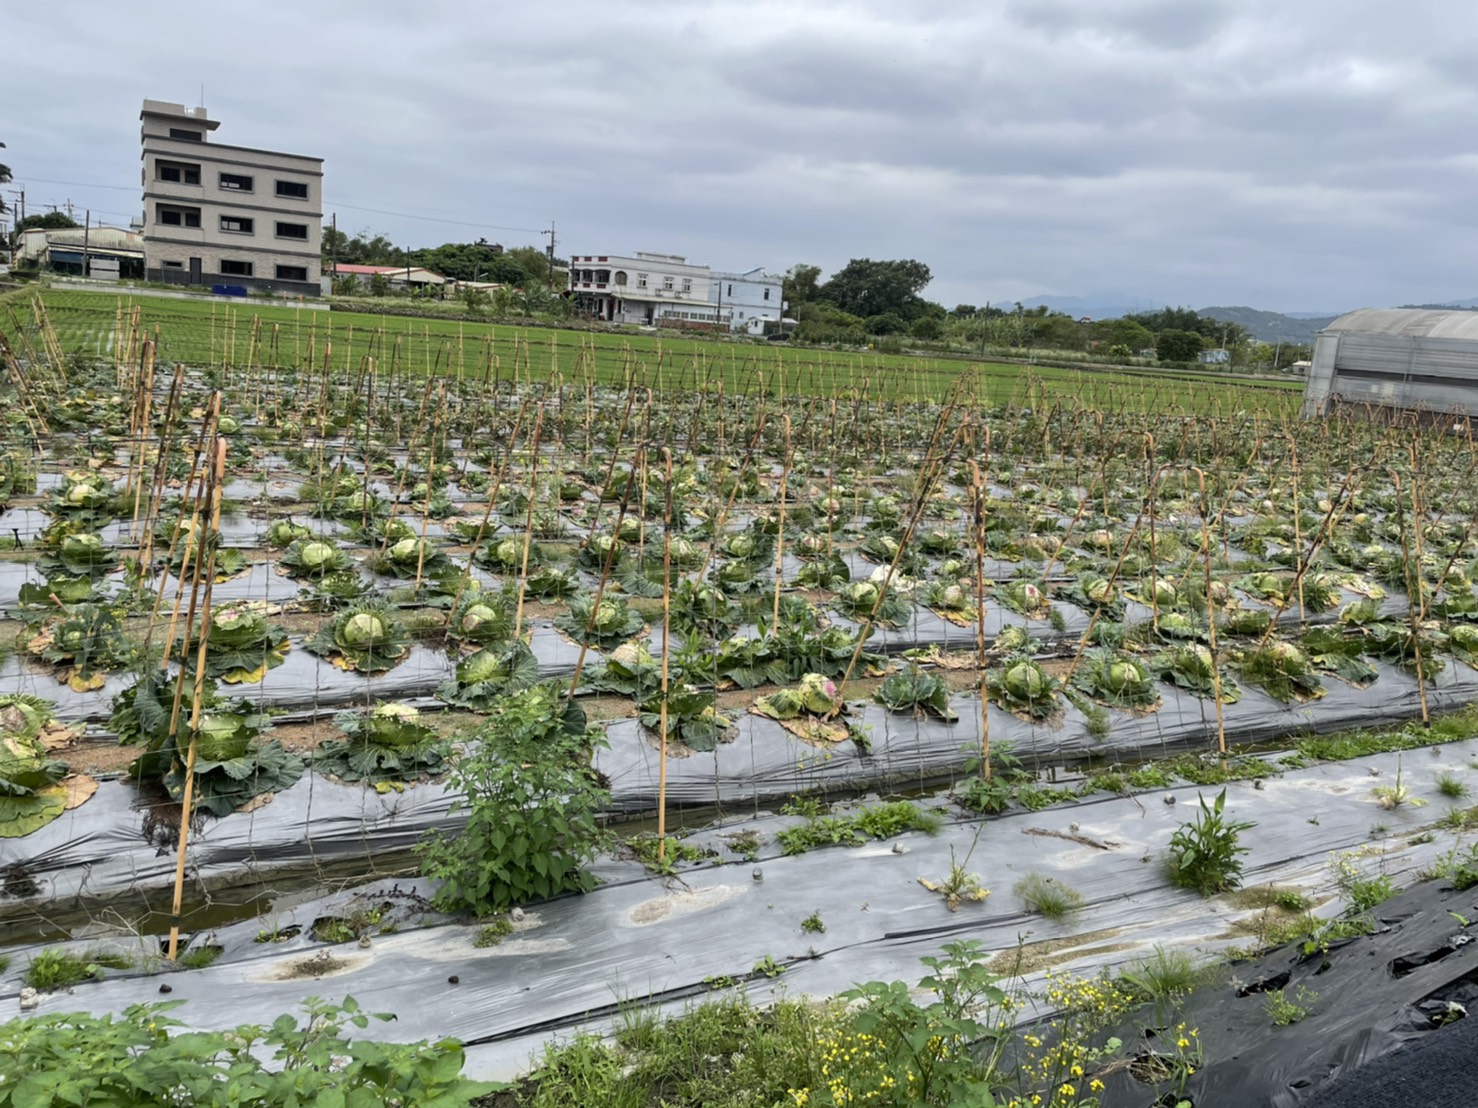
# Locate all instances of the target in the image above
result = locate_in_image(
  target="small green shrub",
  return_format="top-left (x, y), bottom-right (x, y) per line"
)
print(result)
top-left (800, 911), bottom-right (826, 935)
top-left (1266, 985), bottom-right (1316, 1026)
top-left (1013, 872), bottom-right (1084, 922)
top-left (1119, 945), bottom-right (1207, 1024)
top-left (1164, 789), bottom-right (1254, 895)
top-left (473, 918), bottom-right (514, 947)
top-left (418, 682), bottom-right (609, 915)
top-left (23, 948), bottom-right (131, 992)
top-left (1436, 771), bottom-right (1468, 799)
top-left (777, 800), bottom-right (941, 855)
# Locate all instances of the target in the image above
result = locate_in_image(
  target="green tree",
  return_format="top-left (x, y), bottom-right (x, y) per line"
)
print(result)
top-left (910, 316), bottom-right (944, 341)
top-left (820, 258), bottom-right (933, 320)
top-left (1156, 329), bottom-right (1206, 362)
top-left (785, 263), bottom-right (822, 306)
top-left (866, 311), bottom-right (908, 335)
top-left (1096, 317), bottom-right (1154, 353)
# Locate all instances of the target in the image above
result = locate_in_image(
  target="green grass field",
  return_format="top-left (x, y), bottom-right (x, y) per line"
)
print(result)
top-left (5, 285), bottom-right (1302, 415)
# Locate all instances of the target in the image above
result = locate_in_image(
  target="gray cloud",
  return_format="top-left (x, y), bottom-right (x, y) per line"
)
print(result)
top-left (7, 0), bottom-right (1478, 312)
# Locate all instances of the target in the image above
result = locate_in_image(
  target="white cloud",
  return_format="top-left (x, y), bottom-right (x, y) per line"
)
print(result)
top-left (6, 0), bottom-right (1478, 310)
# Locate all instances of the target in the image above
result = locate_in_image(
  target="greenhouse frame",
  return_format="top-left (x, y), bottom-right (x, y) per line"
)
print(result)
top-left (1301, 307), bottom-right (1478, 422)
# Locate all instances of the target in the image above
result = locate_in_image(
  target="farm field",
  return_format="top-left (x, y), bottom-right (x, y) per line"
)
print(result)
top-left (0, 289), bottom-right (1474, 1106)
top-left (12, 285), bottom-right (1302, 414)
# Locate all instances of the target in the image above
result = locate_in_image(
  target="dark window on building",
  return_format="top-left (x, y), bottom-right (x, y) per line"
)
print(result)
top-left (275, 179), bottom-right (309, 199)
top-left (220, 259), bottom-right (254, 277)
top-left (763, 288), bottom-right (771, 300)
top-left (157, 160), bottom-right (201, 185)
top-left (275, 222), bottom-right (309, 240)
top-left (169, 128), bottom-right (203, 141)
top-left (220, 215), bottom-right (254, 234)
top-left (276, 264), bottom-right (309, 282)
top-left (157, 204), bottom-right (202, 228)
top-left (219, 172), bottom-right (254, 192)
top-left (162, 260), bottom-right (184, 270)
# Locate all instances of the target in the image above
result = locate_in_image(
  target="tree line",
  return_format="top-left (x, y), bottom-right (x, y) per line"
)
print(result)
top-left (783, 259), bottom-right (1305, 367)
top-left (322, 229), bottom-right (557, 290)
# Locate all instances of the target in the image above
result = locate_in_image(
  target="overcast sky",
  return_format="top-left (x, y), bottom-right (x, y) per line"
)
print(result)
top-left (7, 0), bottom-right (1478, 313)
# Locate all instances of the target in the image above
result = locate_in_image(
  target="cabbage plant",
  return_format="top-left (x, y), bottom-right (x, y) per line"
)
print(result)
top-left (280, 537), bottom-right (354, 580)
top-left (793, 553), bottom-right (850, 591)
top-left (986, 659), bottom-right (1060, 720)
top-left (29, 603), bottom-right (136, 690)
top-left (448, 588), bottom-right (514, 647)
top-left (753, 673), bottom-right (844, 720)
top-left (1070, 648), bottom-right (1160, 710)
top-left (1235, 641), bottom-right (1325, 703)
top-left (111, 672), bottom-right (303, 817)
top-left (556, 592), bottom-right (646, 649)
top-left (315, 703), bottom-right (446, 784)
top-left (1300, 627), bottom-right (1378, 686)
top-left (875, 666), bottom-right (958, 721)
top-left (1149, 645), bottom-right (1241, 703)
top-left (437, 641), bottom-right (541, 711)
top-left (832, 579), bottom-right (910, 627)
top-left (263, 519), bottom-right (313, 548)
top-left (184, 602), bottom-right (291, 684)
top-left (999, 579), bottom-right (1050, 618)
top-left (588, 641), bottom-right (664, 698)
top-left (0, 695), bottom-right (73, 837)
top-left (670, 579), bottom-right (742, 636)
top-left (304, 601), bottom-right (411, 673)
top-left (374, 535), bottom-right (450, 579)
top-left (476, 535), bottom-right (543, 572)
top-left (922, 579), bottom-right (976, 626)
top-left (37, 532), bottom-right (115, 579)
top-left (639, 685), bottom-right (730, 752)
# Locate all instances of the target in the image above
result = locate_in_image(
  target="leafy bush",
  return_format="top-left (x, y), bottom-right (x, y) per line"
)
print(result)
top-left (1164, 789), bottom-right (1255, 895)
top-left (419, 682), bottom-right (608, 914)
top-left (0, 997), bottom-right (492, 1105)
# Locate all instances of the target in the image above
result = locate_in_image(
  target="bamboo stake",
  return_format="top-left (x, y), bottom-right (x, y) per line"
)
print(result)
top-left (166, 434), bottom-right (226, 962)
top-left (656, 448), bottom-right (674, 863)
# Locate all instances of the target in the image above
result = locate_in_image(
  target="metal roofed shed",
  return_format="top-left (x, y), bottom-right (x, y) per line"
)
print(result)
top-left (1301, 307), bottom-right (1478, 422)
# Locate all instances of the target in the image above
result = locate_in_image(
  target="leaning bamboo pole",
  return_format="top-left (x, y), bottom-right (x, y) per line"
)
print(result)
top-left (166, 433), bottom-right (226, 962)
top-left (656, 448), bottom-right (674, 863)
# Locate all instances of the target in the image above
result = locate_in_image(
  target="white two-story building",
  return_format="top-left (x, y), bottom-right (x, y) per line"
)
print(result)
top-left (569, 252), bottom-right (783, 333)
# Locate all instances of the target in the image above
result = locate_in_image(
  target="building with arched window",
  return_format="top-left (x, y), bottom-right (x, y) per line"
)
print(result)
top-left (568, 251), bottom-right (782, 333)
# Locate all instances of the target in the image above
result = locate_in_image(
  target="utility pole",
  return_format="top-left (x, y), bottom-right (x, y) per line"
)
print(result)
top-left (541, 221), bottom-right (556, 291)
top-left (83, 209), bottom-right (90, 278)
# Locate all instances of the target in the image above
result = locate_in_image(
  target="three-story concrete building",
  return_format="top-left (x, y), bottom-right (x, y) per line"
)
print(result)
top-left (139, 99), bottom-right (323, 296)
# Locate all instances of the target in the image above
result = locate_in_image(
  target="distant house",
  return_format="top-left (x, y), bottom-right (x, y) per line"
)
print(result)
top-left (710, 268), bottom-right (785, 335)
top-left (15, 225), bottom-right (145, 279)
top-left (568, 252), bottom-right (783, 333)
top-left (139, 98), bottom-right (322, 296)
top-left (328, 263), bottom-right (447, 293)
top-left (1198, 348), bottom-right (1231, 364)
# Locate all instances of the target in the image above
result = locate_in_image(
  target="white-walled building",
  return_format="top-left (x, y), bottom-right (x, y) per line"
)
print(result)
top-left (710, 267), bottom-right (784, 335)
top-left (569, 252), bottom-right (783, 333)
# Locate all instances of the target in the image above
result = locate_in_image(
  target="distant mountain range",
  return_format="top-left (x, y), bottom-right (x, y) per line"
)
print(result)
top-left (1196, 306), bottom-right (1337, 345)
top-left (1018, 293), bottom-right (1478, 345)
